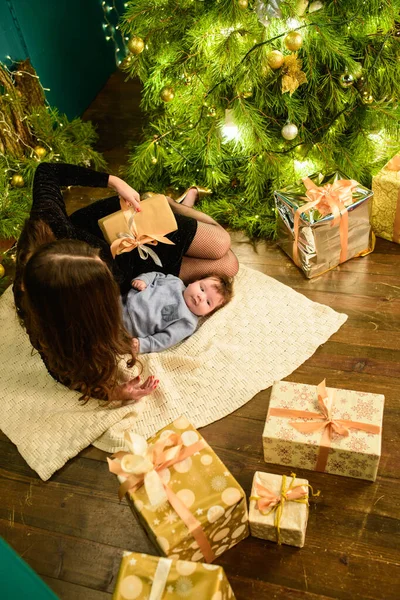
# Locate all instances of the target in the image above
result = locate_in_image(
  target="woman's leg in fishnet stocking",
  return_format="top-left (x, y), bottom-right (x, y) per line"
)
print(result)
top-left (165, 197), bottom-right (239, 283)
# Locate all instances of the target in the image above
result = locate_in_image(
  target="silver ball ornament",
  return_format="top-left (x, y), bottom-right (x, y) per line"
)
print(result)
top-left (281, 123), bottom-right (299, 141)
top-left (339, 73), bottom-right (355, 88)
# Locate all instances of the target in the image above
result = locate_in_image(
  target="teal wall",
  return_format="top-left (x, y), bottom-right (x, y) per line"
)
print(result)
top-left (0, 0), bottom-right (126, 118)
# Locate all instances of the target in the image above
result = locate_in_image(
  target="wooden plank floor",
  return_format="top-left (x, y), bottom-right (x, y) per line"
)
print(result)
top-left (1, 71), bottom-right (400, 599)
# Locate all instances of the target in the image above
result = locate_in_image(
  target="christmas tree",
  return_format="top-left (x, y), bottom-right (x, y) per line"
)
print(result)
top-left (0, 59), bottom-right (106, 242)
top-left (120, 0), bottom-right (400, 238)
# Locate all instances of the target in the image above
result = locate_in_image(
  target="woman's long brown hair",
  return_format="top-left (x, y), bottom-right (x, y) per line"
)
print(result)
top-left (15, 223), bottom-right (135, 402)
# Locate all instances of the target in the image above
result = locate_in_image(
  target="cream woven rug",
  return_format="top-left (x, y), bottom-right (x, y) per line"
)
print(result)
top-left (0, 266), bottom-right (347, 480)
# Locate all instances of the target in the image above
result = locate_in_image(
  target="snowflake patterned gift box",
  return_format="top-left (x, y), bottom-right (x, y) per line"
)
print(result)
top-left (371, 154), bottom-right (400, 244)
top-left (112, 551), bottom-right (236, 600)
top-left (108, 416), bottom-right (249, 564)
top-left (275, 171), bottom-right (374, 278)
top-left (262, 380), bottom-right (384, 481)
top-left (249, 472), bottom-right (310, 548)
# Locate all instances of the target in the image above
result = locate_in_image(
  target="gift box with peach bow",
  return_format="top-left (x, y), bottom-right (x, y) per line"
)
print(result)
top-left (263, 380), bottom-right (384, 481)
top-left (107, 416), bottom-right (249, 564)
top-left (98, 194), bottom-right (177, 265)
top-left (249, 472), bottom-right (311, 547)
top-left (112, 551), bottom-right (236, 600)
top-left (274, 171), bottom-right (374, 278)
top-left (371, 154), bottom-right (400, 244)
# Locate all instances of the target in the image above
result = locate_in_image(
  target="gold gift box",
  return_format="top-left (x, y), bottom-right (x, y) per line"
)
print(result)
top-left (275, 171), bottom-right (374, 278)
top-left (371, 155), bottom-right (400, 243)
top-left (109, 416), bottom-right (249, 563)
top-left (249, 471), bottom-right (309, 548)
top-left (113, 551), bottom-right (236, 600)
top-left (98, 194), bottom-right (177, 246)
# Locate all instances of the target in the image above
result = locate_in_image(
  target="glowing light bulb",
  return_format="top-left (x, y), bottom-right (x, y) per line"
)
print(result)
top-left (222, 109), bottom-right (240, 142)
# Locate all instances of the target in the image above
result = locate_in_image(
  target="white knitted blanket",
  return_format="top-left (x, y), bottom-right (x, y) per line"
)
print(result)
top-left (0, 266), bottom-right (347, 480)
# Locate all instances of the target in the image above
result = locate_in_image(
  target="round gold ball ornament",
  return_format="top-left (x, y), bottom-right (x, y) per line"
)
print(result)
top-left (241, 87), bottom-right (253, 98)
top-left (207, 106), bottom-right (217, 117)
top-left (281, 123), bottom-right (299, 140)
top-left (394, 30), bottom-right (400, 39)
top-left (11, 174), bottom-right (25, 188)
top-left (284, 31), bottom-right (303, 51)
top-left (361, 92), bottom-right (374, 105)
top-left (151, 156), bottom-right (158, 164)
top-left (184, 75), bottom-right (192, 86)
top-left (160, 86), bottom-right (175, 102)
top-left (34, 145), bottom-right (47, 159)
top-left (267, 50), bottom-right (284, 70)
top-left (339, 73), bottom-right (355, 88)
top-left (238, 0), bottom-right (249, 9)
top-left (0, 263), bottom-right (5, 279)
top-left (127, 36), bottom-right (145, 55)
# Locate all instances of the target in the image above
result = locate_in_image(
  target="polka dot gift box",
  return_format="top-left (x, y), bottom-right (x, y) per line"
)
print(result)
top-left (263, 380), bottom-right (384, 481)
top-left (112, 551), bottom-right (235, 600)
top-left (249, 472), bottom-right (310, 548)
top-left (108, 416), bottom-right (249, 563)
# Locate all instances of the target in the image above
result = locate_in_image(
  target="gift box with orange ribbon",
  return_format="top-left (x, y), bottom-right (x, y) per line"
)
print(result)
top-left (112, 551), bottom-right (236, 600)
top-left (98, 194), bottom-right (178, 265)
top-left (249, 472), bottom-right (314, 547)
top-left (371, 154), bottom-right (400, 244)
top-left (107, 416), bottom-right (249, 564)
top-left (274, 171), bottom-right (374, 278)
top-left (263, 380), bottom-right (384, 481)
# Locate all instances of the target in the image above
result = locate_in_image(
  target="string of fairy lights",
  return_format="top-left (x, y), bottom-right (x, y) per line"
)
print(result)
top-left (100, 0), bottom-right (129, 65)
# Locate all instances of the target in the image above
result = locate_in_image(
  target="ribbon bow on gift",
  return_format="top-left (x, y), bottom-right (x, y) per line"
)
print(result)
top-left (268, 380), bottom-right (381, 472)
top-left (108, 431), bottom-right (216, 563)
top-left (250, 473), bottom-right (316, 544)
top-left (293, 177), bottom-right (359, 267)
top-left (110, 198), bottom-right (175, 264)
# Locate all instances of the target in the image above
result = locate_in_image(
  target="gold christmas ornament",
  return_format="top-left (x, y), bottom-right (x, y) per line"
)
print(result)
top-left (281, 53), bottom-right (307, 96)
top-left (128, 36), bottom-right (145, 55)
top-left (241, 87), bottom-right (253, 98)
top-left (207, 106), bottom-right (217, 117)
top-left (284, 31), bottom-right (303, 51)
top-left (339, 73), bottom-right (355, 88)
top-left (267, 50), bottom-right (284, 70)
top-left (238, 0), bottom-right (248, 9)
top-left (309, 1), bottom-right (324, 12)
top-left (281, 123), bottom-right (299, 140)
top-left (0, 264), bottom-right (5, 279)
top-left (151, 156), bottom-right (158, 164)
top-left (11, 174), bottom-right (25, 188)
top-left (184, 75), bottom-right (192, 85)
top-left (34, 145), bottom-right (47, 159)
top-left (160, 86), bottom-right (175, 102)
top-left (361, 93), bottom-right (374, 104)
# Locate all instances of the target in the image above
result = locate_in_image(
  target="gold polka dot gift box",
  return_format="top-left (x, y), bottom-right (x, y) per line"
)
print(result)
top-left (249, 471), bottom-right (313, 548)
top-left (262, 380), bottom-right (384, 481)
top-left (112, 551), bottom-right (235, 600)
top-left (371, 154), bottom-right (400, 244)
top-left (107, 416), bottom-right (249, 563)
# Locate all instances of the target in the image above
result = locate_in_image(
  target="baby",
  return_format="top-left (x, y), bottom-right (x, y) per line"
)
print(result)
top-left (121, 272), bottom-right (233, 353)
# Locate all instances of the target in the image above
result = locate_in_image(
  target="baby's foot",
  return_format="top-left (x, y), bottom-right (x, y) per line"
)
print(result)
top-left (181, 187), bottom-right (198, 207)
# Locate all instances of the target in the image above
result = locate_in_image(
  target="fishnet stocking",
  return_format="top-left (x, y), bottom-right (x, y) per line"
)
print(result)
top-left (179, 222), bottom-right (239, 282)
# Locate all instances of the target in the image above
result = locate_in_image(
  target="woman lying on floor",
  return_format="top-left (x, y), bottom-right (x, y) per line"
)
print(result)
top-left (13, 163), bottom-right (238, 406)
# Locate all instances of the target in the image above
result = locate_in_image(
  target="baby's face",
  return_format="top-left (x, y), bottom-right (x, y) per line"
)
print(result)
top-left (183, 278), bottom-right (223, 316)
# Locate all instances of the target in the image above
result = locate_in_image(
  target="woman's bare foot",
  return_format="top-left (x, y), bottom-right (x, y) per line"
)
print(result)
top-left (181, 187), bottom-right (198, 208)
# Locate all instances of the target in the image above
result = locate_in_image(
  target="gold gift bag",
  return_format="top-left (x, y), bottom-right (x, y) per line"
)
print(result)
top-left (108, 416), bottom-right (249, 564)
top-left (98, 194), bottom-right (178, 265)
top-left (113, 551), bottom-right (236, 600)
top-left (371, 154), bottom-right (400, 243)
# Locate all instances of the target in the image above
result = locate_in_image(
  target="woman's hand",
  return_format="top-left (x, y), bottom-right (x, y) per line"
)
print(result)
top-left (108, 175), bottom-right (141, 212)
top-left (110, 375), bottom-right (159, 407)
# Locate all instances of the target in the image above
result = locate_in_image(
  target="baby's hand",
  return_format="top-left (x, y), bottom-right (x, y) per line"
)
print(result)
top-left (132, 279), bottom-right (147, 291)
top-left (132, 337), bottom-right (140, 354)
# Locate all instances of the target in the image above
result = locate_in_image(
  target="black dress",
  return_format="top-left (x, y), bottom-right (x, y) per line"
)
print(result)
top-left (29, 163), bottom-right (198, 294)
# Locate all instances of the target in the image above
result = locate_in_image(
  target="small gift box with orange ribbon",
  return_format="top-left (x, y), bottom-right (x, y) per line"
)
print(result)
top-left (275, 171), bottom-right (374, 278)
top-left (107, 416), bottom-right (249, 564)
top-left (371, 154), bottom-right (400, 244)
top-left (263, 380), bottom-right (384, 481)
top-left (112, 551), bottom-right (236, 600)
top-left (98, 194), bottom-right (178, 265)
top-left (249, 472), bottom-right (316, 547)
